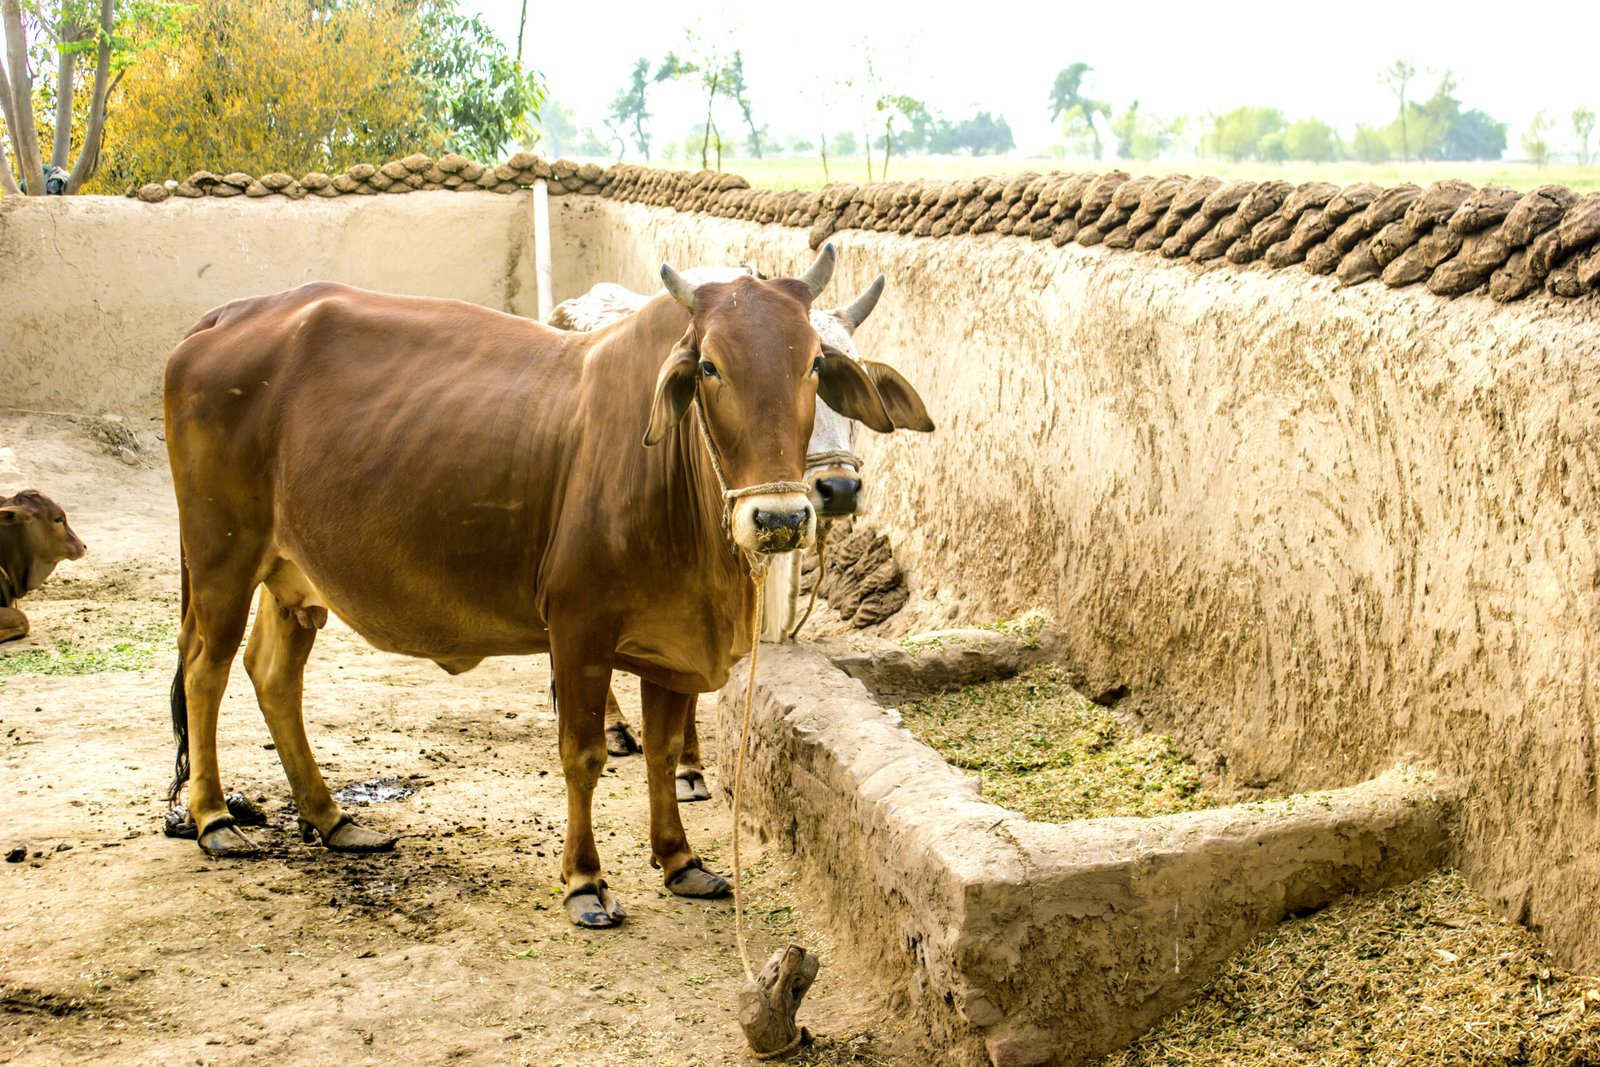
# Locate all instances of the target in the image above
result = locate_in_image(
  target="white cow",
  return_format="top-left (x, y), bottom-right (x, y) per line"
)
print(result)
top-left (548, 266), bottom-right (931, 799)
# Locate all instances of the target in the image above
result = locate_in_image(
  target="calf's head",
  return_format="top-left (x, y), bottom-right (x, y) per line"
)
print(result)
top-left (1, 490), bottom-right (88, 592)
top-left (644, 244), bottom-right (926, 555)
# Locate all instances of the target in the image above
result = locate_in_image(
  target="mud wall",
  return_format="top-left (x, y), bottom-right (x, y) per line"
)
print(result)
top-left (565, 197), bottom-right (1600, 972)
top-left (0, 192), bottom-right (597, 413)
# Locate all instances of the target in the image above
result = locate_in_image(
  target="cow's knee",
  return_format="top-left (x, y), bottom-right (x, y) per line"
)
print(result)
top-left (0, 607), bottom-right (29, 643)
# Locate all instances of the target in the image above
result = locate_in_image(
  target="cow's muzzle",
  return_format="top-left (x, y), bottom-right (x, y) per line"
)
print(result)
top-left (732, 493), bottom-right (815, 554)
top-left (812, 474), bottom-right (861, 518)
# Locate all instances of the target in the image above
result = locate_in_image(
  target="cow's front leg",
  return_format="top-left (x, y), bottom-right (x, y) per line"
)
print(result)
top-left (603, 687), bottom-right (641, 756)
top-left (550, 634), bottom-right (626, 928)
top-left (675, 704), bottom-right (711, 803)
top-left (642, 680), bottom-right (730, 898)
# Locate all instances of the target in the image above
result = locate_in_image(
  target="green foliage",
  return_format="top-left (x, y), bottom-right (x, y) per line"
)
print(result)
top-left (0, 620), bottom-right (174, 676)
top-left (1523, 109), bottom-right (1553, 167)
top-left (1351, 123), bottom-right (1390, 163)
top-left (1205, 106), bottom-right (1287, 162)
top-left (607, 57), bottom-right (658, 159)
top-left (1573, 107), bottom-right (1595, 166)
top-left (1111, 101), bottom-right (1177, 162)
top-left (901, 665), bottom-right (1211, 822)
top-left (932, 111), bottom-right (1014, 156)
top-left (412, 0), bottom-right (544, 163)
top-left (532, 98), bottom-right (612, 158)
top-left (1284, 117), bottom-right (1340, 163)
top-left (1048, 62), bottom-right (1108, 160)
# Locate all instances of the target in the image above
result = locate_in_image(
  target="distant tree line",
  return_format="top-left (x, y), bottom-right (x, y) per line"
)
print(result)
top-left (1049, 62), bottom-right (1512, 166)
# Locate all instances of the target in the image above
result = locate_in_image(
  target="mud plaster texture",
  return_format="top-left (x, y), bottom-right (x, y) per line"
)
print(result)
top-left (0, 193), bottom-right (595, 414)
top-left (716, 642), bottom-right (1452, 1066)
top-left (566, 198), bottom-right (1600, 975)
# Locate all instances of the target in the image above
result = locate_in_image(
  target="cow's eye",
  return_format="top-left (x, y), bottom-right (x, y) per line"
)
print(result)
top-left (811, 356), bottom-right (824, 375)
top-left (53, 517), bottom-right (64, 525)
top-left (699, 360), bottom-right (719, 379)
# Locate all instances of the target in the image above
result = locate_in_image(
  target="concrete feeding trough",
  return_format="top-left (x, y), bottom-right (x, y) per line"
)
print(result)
top-left (718, 629), bottom-right (1455, 1066)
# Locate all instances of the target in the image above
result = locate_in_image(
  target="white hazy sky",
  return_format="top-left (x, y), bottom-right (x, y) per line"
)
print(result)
top-left (465, 0), bottom-right (1597, 158)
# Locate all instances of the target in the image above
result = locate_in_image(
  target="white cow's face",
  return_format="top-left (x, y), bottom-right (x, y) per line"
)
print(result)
top-left (804, 309), bottom-right (863, 518)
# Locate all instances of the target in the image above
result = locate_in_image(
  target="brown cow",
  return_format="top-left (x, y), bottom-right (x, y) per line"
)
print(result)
top-left (163, 246), bottom-right (928, 927)
top-left (553, 269), bottom-right (934, 801)
top-left (0, 490), bottom-right (88, 642)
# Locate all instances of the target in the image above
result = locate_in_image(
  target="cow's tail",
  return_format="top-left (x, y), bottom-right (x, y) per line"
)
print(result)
top-left (167, 549), bottom-right (190, 804)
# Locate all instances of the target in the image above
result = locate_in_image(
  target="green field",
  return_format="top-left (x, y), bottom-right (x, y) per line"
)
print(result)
top-left (652, 154), bottom-right (1600, 194)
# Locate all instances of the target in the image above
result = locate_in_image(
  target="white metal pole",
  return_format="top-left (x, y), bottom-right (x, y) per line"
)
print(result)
top-left (533, 178), bottom-right (554, 322)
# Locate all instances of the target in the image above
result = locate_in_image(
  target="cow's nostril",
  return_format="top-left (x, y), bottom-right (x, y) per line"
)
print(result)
top-left (754, 508), bottom-right (806, 533)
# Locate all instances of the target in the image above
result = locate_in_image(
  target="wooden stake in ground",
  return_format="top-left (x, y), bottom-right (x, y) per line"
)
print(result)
top-left (739, 945), bottom-right (821, 1058)
top-left (733, 555), bottom-right (819, 1058)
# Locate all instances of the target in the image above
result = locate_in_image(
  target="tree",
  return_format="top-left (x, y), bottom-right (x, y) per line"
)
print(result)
top-left (1205, 106), bottom-right (1285, 161)
top-left (607, 58), bottom-right (664, 160)
top-left (1, 0), bottom-right (181, 195)
top-left (1351, 124), bottom-right (1390, 163)
top-left (942, 111), bottom-right (1013, 156)
top-left (1284, 117), bottom-right (1340, 162)
top-left (1575, 107), bottom-right (1595, 166)
top-left (1379, 59), bottom-right (1416, 161)
top-left (832, 129), bottom-right (858, 156)
top-left (1109, 101), bottom-right (1175, 162)
top-left (721, 49), bottom-right (760, 159)
top-left (96, 0), bottom-right (435, 190)
top-left (535, 99), bottom-right (613, 159)
top-left (1048, 62), bottom-right (1109, 160)
top-left (654, 29), bottom-right (740, 171)
top-left (1522, 109), bottom-right (1552, 167)
top-left (1442, 108), bottom-right (1505, 161)
top-left (874, 93), bottom-right (923, 178)
top-left (412, 0), bottom-right (543, 162)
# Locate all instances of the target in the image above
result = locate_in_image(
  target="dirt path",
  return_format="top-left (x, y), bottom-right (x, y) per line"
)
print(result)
top-left (0, 415), bottom-right (903, 1066)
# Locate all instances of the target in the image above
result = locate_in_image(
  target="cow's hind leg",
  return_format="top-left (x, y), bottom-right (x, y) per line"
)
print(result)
top-left (550, 631), bottom-right (626, 927)
top-left (642, 680), bottom-right (730, 898)
top-left (603, 687), bottom-right (641, 757)
top-left (176, 557), bottom-right (258, 857)
top-left (244, 582), bottom-right (395, 854)
top-left (675, 707), bottom-right (711, 803)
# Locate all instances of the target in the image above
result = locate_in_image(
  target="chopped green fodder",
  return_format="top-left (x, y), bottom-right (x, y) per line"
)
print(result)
top-left (0, 620), bottom-right (176, 677)
top-left (1102, 869), bottom-right (1600, 1066)
top-left (899, 664), bottom-right (1211, 821)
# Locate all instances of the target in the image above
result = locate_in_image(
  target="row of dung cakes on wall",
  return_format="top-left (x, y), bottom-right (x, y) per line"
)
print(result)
top-left (125, 151), bottom-right (607, 202)
top-left (600, 164), bottom-right (1600, 304)
top-left (125, 153), bottom-right (1600, 304)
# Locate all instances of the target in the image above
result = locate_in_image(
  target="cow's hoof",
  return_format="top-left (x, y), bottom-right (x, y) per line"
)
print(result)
top-left (300, 814), bottom-right (397, 854)
top-left (605, 720), bottom-right (642, 757)
top-left (676, 769), bottom-right (711, 803)
top-left (563, 881), bottom-right (627, 928)
top-left (196, 816), bottom-right (260, 858)
top-left (666, 860), bottom-right (732, 899)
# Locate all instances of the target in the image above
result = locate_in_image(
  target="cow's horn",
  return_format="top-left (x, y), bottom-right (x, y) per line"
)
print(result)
top-left (798, 243), bottom-right (836, 300)
top-left (661, 263), bottom-right (697, 309)
top-left (839, 274), bottom-right (886, 329)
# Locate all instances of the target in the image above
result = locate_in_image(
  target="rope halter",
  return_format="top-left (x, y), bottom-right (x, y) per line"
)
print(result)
top-left (693, 394), bottom-right (808, 544)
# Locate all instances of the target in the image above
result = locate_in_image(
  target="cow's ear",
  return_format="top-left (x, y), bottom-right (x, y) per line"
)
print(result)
top-left (0, 506), bottom-right (26, 526)
top-left (861, 361), bottom-right (934, 432)
top-left (644, 329), bottom-right (699, 446)
top-left (818, 348), bottom-right (893, 433)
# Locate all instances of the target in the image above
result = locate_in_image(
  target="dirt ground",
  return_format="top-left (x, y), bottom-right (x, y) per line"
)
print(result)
top-left (0, 413), bottom-right (904, 1067)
